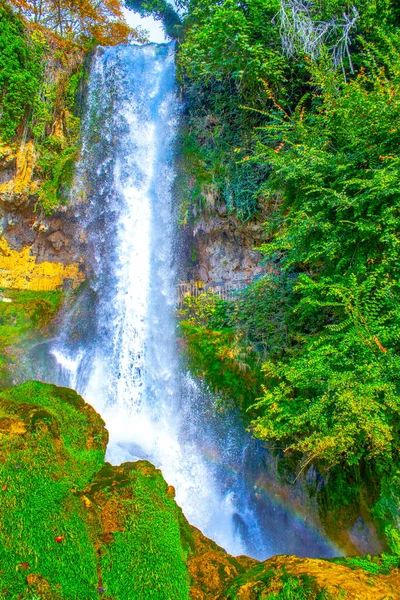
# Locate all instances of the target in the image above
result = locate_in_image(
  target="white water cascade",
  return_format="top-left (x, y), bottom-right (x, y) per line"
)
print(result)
top-left (28, 43), bottom-right (336, 560)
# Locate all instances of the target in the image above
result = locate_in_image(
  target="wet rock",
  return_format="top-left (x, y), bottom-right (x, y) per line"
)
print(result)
top-left (47, 230), bottom-right (67, 251)
top-left (188, 526), bottom-right (258, 599)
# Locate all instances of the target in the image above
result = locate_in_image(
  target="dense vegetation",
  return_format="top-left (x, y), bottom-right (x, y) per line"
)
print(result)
top-left (176, 0), bottom-right (400, 551)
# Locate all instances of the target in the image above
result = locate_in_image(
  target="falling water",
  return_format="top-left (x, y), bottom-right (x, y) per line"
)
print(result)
top-left (27, 43), bottom-right (337, 560)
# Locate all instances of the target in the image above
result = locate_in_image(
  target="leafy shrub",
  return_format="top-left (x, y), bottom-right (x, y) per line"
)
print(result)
top-left (0, 2), bottom-right (42, 141)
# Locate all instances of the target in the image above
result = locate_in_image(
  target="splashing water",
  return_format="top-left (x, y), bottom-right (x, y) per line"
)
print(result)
top-left (28, 43), bottom-right (337, 560)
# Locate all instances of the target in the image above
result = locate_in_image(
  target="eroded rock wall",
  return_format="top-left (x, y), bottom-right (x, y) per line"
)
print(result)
top-left (183, 202), bottom-right (267, 285)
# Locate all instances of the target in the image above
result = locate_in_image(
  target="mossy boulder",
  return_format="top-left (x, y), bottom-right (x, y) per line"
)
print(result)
top-left (0, 382), bottom-right (107, 598)
top-left (221, 554), bottom-right (400, 599)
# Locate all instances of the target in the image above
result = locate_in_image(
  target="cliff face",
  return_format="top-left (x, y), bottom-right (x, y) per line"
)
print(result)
top-left (0, 381), bottom-right (398, 599)
top-left (180, 198), bottom-right (268, 286)
top-left (0, 17), bottom-right (88, 293)
top-left (188, 208), bottom-right (266, 285)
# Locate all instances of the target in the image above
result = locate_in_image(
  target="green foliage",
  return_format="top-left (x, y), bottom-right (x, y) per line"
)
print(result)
top-left (266, 577), bottom-right (332, 600)
top-left (178, 292), bottom-right (263, 411)
top-left (233, 275), bottom-right (294, 358)
top-left (0, 5), bottom-right (85, 212)
top-left (177, 0), bottom-right (293, 219)
top-left (32, 45), bottom-right (84, 212)
top-left (38, 145), bottom-right (79, 212)
top-left (0, 2), bottom-right (42, 141)
top-left (224, 562), bottom-right (332, 599)
top-left (179, 0), bottom-right (284, 91)
top-left (249, 38), bottom-right (400, 476)
top-left (179, 0), bottom-right (400, 544)
top-left (334, 552), bottom-right (400, 575)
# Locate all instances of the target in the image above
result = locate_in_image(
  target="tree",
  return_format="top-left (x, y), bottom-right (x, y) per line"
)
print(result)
top-left (8, 0), bottom-right (148, 45)
top-left (124, 0), bottom-right (181, 38)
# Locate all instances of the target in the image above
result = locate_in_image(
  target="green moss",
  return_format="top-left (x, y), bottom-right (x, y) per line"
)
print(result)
top-left (267, 576), bottom-right (334, 600)
top-left (224, 563), bottom-right (338, 599)
top-left (38, 145), bottom-right (80, 213)
top-left (0, 382), bottom-right (106, 598)
top-left (0, 381), bottom-right (107, 487)
top-left (178, 291), bottom-right (265, 412)
top-left (93, 461), bottom-right (190, 600)
top-left (0, 383), bottom-right (194, 598)
top-left (333, 553), bottom-right (400, 575)
top-left (0, 290), bottom-right (62, 383)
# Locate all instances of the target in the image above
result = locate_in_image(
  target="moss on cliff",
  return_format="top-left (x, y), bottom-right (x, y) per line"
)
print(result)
top-left (85, 462), bottom-right (190, 599)
top-left (0, 289), bottom-right (63, 384)
top-left (223, 555), bottom-right (400, 599)
top-left (0, 382), bottom-right (106, 598)
top-left (0, 382), bottom-right (190, 599)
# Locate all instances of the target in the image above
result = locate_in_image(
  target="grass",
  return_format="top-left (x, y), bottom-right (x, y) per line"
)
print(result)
top-left (223, 563), bottom-right (334, 600)
top-left (333, 553), bottom-right (400, 575)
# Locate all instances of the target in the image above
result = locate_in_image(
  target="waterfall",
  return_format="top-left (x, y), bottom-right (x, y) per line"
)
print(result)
top-left (28, 43), bottom-right (337, 560)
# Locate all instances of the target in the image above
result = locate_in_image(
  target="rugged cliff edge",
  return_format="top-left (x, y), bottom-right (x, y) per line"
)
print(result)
top-left (0, 381), bottom-right (398, 599)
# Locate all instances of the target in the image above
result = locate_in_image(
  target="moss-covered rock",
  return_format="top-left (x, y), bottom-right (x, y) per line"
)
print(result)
top-left (222, 554), bottom-right (400, 599)
top-left (83, 461), bottom-right (190, 599)
top-left (0, 382), bottom-right (191, 599)
top-left (0, 289), bottom-right (64, 385)
top-left (0, 381), bottom-right (106, 599)
top-left (0, 381), bottom-right (398, 599)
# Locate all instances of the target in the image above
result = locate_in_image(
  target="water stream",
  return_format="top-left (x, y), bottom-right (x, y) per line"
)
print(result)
top-left (27, 43), bottom-right (336, 560)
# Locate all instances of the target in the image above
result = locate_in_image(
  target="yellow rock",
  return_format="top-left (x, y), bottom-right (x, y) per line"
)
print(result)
top-left (0, 141), bottom-right (38, 198)
top-left (0, 238), bottom-right (84, 291)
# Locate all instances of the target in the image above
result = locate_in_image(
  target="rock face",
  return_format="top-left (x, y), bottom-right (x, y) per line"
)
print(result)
top-left (0, 236), bottom-right (84, 291)
top-left (0, 146), bottom-right (88, 291)
top-left (0, 381), bottom-right (398, 599)
top-left (0, 23), bottom-right (88, 293)
top-left (0, 142), bottom-right (38, 208)
top-left (184, 203), bottom-right (267, 285)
